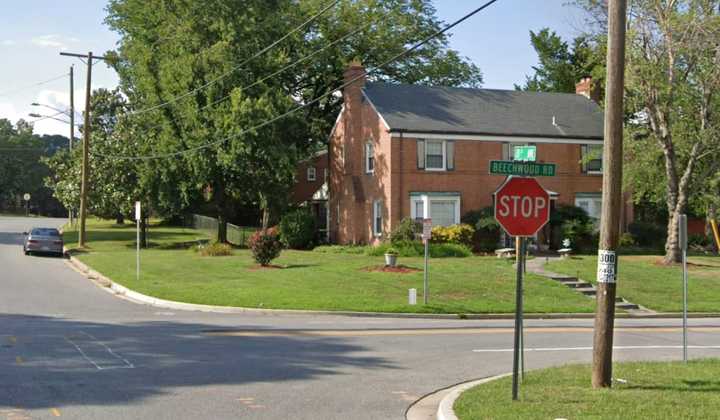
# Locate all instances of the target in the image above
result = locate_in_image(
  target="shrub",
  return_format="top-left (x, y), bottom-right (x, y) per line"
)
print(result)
top-left (462, 207), bottom-right (501, 252)
top-left (248, 228), bottom-right (283, 266)
top-left (279, 209), bottom-right (316, 249)
top-left (561, 219), bottom-right (596, 252)
top-left (385, 247), bottom-right (399, 255)
top-left (365, 241), bottom-right (471, 258)
top-left (628, 221), bottom-right (666, 247)
top-left (430, 224), bottom-right (475, 247)
top-left (688, 234), bottom-right (711, 249)
top-left (196, 241), bottom-right (234, 257)
top-left (619, 232), bottom-right (636, 247)
top-left (390, 218), bottom-right (421, 244)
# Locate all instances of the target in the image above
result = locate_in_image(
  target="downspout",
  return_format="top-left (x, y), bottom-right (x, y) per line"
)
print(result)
top-left (398, 131), bottom-right (404, 229)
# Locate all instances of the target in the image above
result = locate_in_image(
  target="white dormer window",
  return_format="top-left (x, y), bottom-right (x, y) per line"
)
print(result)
top-left (307, 166), bottom-right (316, 181)
top-left (365, 142), bottom-right (374, 174)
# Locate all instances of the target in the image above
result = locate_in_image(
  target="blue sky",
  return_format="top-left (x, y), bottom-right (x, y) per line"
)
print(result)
top-left (0, 0), bottom-right (588, 136)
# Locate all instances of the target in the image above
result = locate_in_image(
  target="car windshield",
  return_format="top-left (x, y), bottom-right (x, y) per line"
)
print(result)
top-left (31, 228), bottom-right (60, 237)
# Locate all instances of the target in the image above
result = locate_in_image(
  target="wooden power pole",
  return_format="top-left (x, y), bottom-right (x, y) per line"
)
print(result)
top-left (593, 0), bottom-right (627, 388)
top-left (60, 51), bottom-right (110, 247)
top-left (69, 65), bottom-right (74, 150)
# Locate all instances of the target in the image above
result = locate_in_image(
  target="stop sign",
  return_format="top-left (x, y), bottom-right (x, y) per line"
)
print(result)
top-left (494, 177), bottom-right (550, 237)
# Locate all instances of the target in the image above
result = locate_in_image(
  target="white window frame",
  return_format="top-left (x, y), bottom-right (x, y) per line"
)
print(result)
top-left (307, 166), bottom-right (316, 182)
top-left (373, 200), bottom-right (383, 237)
top-left (410, 194), bottom-right (461, 226)
top-left (582, 144), bottom-right (603, 175)
top-left (365, 142), bottom-right (375, 174)
top-left (575, 193), bottom-right (602, 220)
top-left (425, 140), bottom-right (446, 171)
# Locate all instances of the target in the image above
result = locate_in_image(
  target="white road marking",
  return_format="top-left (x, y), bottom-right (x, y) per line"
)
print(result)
top-left (472, 345), bottom-right (720, 353)
top-left (65, 331), bottom-right (134, 370)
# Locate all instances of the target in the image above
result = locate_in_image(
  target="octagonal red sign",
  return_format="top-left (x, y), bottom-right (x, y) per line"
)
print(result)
top-left (494, 177), bottom-right (550, 237)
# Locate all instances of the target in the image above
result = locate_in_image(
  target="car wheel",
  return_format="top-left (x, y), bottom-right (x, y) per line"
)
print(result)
top-left (24, 249), bottom-right (30, 256)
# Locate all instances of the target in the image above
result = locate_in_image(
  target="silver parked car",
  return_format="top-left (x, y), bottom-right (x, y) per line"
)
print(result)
top-left (23, 227), bottom-right (64, 257)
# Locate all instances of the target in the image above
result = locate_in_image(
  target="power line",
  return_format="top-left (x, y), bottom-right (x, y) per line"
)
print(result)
top-left (126, 0), bottom-right (342, 117)
top-left (124, 22), bottom-right (371, 135)
top-left (99, 0), bottom-right (501, 161)
top-left (0, 73), bottom-right (68, 98)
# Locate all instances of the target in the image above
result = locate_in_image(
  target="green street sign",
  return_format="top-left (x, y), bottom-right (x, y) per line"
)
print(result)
top-left (513, 145), bottom-right (537, 162)
top-left (489, 160), bottom-right (556, 177)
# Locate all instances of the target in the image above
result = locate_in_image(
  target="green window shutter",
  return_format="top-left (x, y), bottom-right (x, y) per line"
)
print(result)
top-left (446, 140), bottom-right (455, 170)
top-left (417, 139), bottom-right (425, 169)
top-left (580, 145), bottom-right (588, 173)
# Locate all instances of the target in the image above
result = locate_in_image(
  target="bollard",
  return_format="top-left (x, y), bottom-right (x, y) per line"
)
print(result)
top-left (408, 288), bottom-right (417, 305)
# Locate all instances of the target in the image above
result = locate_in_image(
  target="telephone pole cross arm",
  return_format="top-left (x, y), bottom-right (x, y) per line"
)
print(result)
top-left (60, 51), bottom-right (111, 248)
top-left (592, 0), bottom-right (627, 389)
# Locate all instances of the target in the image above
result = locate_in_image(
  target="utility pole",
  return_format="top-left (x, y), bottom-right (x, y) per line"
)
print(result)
top-left (592, 0), bottom-right (627, 389)
top-left (68, 65), bottom-right (75, 225)
top-left (69, 65), bottom-right (74, 150)
top-left (60, 52), bottom-right (110, 247)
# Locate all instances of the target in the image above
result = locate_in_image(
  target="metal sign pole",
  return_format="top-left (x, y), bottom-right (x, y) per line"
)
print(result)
top-left (135, 201), bottom-right (141, 283)
top-left (512, 236), bottom-right (524, 401)
top-left (424, 238), bottom-right (429, 304)
top-left (680, 214), bottom-right (688, 362)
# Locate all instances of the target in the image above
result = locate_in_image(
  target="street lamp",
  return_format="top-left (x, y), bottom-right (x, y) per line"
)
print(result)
top-left (28, 112), bottom-right (73, 125)
top-left (31, 102), bottom-right (72, 117)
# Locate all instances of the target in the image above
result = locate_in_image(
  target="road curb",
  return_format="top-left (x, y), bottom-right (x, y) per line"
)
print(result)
top-left (62, 248), bottom-right (720, 319)
top-left (435, 374), bottom-right (511, 420)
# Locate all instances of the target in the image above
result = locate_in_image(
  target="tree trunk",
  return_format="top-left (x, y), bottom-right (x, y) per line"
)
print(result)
top-left (115, 214), bottom-right (124, 225)
top-left (259, 193), bottom-right (270, 231)
top-left (217, 214), bottom-right (228, 243)
top-left (664, 210), bottom-right (681, 264)
top-left (140, 216), bottom-right (148, 249)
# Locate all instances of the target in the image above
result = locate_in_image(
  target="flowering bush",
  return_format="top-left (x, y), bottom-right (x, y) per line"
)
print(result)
top-left (248, 227), bottom-right (283, 266)
top-left (430, 224), bottom-right (475, 247)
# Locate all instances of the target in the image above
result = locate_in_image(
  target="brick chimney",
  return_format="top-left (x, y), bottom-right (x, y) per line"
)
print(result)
top-left (343, 58), bottom-right (366, 107)
top-left (575, 76), bottom-right (601, 102)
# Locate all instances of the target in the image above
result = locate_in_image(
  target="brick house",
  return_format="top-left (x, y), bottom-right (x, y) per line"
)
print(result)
top-left (291, 150), bottom-right (330, 240)
top-left (325, 61), bottom-right (632, 245)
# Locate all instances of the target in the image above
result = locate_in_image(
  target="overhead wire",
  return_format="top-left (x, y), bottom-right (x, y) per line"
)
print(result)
top-left (98, 0), bottom-right (501, 161)
top-left (125, 0), bottom-right (342, 117)
top-left (0, 73), bottom-right (68, 98)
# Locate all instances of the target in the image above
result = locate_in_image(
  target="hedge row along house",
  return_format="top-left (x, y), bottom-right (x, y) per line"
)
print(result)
top-left (293, 61), bottom-right (634, 247)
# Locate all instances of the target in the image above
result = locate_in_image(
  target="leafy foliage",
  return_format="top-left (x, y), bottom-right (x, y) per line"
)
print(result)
top-left (430, 224), bottom-right (475, 247)
top-left (279, 208), bottom-right (316, 249)
top-left (248, 228), bottom-right (283, 266)
top-left (462, 207), bottom-right (501, 252)
top-left (390, 218), bottom-right (421, 244)
top-left (195, 241), bottom-right (234, 257)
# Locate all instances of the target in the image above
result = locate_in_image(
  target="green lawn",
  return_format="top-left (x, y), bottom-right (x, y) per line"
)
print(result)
top-left (63, 219), bottom-right (596, 314)
top-left (546, 255), bottom-right (720, 312)
top-left (454, 359), bottom-right (720, 420)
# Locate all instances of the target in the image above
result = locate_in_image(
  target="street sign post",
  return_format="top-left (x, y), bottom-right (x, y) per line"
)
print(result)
top-left (135, 201), bottom-right (141, 283)
top-left (679, 214), bottom-right (688, 362)
top-left (422, 218), bottom-right (432, 304)
top-left (494, 176), bottom-right (551, 401)
top-left (489, 160), bottom-right (556, 177)
top-left (513, 145), bottom-right (537, 162)
top-left (23, 193), bottom-right (30, 217)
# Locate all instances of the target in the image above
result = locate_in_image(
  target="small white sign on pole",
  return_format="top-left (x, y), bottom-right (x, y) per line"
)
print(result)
top-left (23, 193), bottom-right (31, 201)
top-left (422, 218), bottom-right (432, 242)
top-left (597, 250), bottom-right (617, 283)
top-left (135, 201), bottom-right (141, 221)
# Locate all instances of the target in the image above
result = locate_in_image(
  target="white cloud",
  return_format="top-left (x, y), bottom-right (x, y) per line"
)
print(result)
top-left (0, 102), bottom-right (21, 122)
top-left (30, 34), bottom-right (80, 51)
top-left (1, 40), bottom-right (16, 46)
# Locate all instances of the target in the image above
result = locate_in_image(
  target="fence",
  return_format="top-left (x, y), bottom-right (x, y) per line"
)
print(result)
top-left (189, 214), bottom-right (257, 247)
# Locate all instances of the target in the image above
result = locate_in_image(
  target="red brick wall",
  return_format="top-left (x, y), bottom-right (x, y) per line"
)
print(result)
top-left (290, 153), bottom-right (328, 204)
top-left (391, 138), bottom-right (604, 226)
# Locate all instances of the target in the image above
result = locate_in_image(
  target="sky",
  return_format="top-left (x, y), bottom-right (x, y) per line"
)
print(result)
top-left (0, 0), bottom-right (589, 137)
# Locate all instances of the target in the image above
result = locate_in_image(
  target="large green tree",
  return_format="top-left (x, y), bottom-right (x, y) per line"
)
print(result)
top-left (516, 28), bottom-right (605, 93)
top-left (103, 0), bottom-right (483, 240)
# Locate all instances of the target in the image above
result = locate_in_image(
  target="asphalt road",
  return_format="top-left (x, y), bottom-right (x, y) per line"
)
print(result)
top-left (1, 216), bottom-right (718, 420)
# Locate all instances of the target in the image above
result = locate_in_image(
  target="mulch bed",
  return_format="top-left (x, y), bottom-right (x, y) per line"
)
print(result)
top-left (248, 264), bottom-right (285, 270)
top-left (361, 265), bottom-right (422, 274)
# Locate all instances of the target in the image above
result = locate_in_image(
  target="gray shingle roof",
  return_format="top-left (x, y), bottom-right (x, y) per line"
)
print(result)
top-left (363, 82), bottom-right (604, 140)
